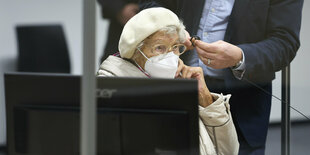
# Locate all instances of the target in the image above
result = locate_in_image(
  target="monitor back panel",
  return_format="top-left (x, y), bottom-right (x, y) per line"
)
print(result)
top-left (5, 73), bottom-right (199, 155)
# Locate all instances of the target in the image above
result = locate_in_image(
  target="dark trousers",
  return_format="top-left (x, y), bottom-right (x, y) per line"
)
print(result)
top-left (204, 76), bottom-right (228, 94)
top-left (238, 132), bottom-right (265, 155)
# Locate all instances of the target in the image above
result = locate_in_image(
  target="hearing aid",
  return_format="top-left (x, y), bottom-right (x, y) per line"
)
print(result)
top-left (190, 36), bottom-right (201, 47)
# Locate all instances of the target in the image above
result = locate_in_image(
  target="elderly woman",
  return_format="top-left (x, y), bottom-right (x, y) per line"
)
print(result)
top-left (97, 7), bottom-right (239, 155)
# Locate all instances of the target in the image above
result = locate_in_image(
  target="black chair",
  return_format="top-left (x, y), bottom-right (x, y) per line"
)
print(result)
top-left (16, 25), bottom-right (71, 73)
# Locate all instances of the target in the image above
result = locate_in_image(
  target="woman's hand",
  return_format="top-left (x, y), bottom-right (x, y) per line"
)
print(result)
top-left (176, 59), bottom-right (213, 107)
top-left (175, 59), bottom-right (184, 77)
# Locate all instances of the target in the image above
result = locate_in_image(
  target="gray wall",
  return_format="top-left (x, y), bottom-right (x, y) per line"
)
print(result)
top-left (0, 0), bottom-right (309, 146)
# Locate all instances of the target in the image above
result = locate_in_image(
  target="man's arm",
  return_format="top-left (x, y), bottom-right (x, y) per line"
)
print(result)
top-left (238, 0), bottom-right (303, 81)
top-left (188, 0), bottom-right (303, 82)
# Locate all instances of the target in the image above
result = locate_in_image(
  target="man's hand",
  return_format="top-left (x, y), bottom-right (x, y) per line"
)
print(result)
top-left (117, 3), bottom-right (139, 25)
top-left (194, 40), bottom-right (243, 69)
top-left (176, 59), bottom-right (213, 107)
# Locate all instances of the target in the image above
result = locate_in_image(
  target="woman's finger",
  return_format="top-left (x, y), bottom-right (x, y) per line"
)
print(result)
top-left (185, 69), bottom-right (193, 79)
top-left (175, 59), bottom-right (184, 77)
top-left (181, 66), bottom-right (190, 79)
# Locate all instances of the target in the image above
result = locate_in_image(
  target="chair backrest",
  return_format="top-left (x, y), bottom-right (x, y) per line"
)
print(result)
top-left (16, 25), bottom-right (71, 73)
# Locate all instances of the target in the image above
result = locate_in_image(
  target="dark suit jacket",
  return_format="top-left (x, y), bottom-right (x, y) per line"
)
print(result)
top-left (140, 0), bottom-right (303, 147)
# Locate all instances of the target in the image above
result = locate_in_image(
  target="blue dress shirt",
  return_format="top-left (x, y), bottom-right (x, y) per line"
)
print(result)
top-left (193, 0), bottom-right (245, 79)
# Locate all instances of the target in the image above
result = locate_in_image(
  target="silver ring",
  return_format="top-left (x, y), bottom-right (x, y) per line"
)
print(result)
top-left (207, 58), bottom-right (211, 65)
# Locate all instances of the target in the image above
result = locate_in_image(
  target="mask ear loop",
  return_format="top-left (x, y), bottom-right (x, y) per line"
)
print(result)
top-left (133, 48), bottom-right (149, 75)
top-left (190, 35), bottom-right (201, 47)
top-left (137, 48), bottom-right (150, 61)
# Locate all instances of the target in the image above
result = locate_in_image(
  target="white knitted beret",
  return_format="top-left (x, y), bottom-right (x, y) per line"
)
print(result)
top-left (118, 7), bottom-right (181, 59)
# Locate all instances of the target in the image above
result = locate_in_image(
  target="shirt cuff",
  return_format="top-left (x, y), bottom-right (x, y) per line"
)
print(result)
top-left (231, 49), bottom-right (246, 80)
top-left (233, 50), bottom-right (245, 70)
top-left (199, 93), bottom-right (231, 127)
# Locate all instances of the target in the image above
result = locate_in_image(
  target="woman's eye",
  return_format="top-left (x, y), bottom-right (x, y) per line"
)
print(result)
top-left (154, 45), bottom-right (166, 53)
top-left (172, 45), bottom-right (178, 51)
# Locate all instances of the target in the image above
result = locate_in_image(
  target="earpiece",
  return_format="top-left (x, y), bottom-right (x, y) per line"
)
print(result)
top-left (190, 36), bottom-right (201, 47)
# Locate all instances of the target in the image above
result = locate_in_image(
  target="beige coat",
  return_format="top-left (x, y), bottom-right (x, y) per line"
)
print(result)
top-left (97, 56), bottom-right (239, 155)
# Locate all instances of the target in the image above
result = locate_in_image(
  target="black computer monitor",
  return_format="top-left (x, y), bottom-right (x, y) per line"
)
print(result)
top-left (4, 72), bottom-right (199, 155)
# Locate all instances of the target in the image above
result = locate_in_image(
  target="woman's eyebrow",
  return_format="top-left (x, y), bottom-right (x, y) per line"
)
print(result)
top-left (146, 39), bottom-right (165, 45)
top-left (151, 38), bottom-right (181, 45)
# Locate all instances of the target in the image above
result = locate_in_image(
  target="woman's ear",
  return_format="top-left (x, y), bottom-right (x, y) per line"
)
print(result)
top-left (183, 30), bottom-right (194, 51)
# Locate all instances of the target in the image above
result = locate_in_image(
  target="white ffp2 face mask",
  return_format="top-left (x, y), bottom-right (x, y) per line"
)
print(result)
top-left (138, 49), bottom-right (179, 78)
